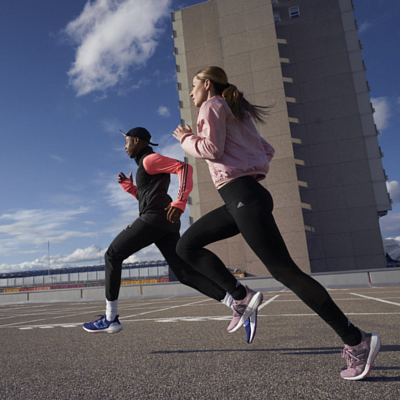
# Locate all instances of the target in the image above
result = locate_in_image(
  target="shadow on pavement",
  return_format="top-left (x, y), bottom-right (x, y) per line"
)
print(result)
top-left (151, 344), bottom-right (400, 356)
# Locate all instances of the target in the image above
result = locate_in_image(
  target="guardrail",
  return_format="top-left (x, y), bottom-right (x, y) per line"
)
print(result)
top-left (0, 268), bottom-right (399, 304)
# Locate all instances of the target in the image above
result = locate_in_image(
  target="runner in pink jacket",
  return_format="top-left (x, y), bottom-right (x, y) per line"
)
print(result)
top-left (180, 95), bottom-right (275, 188)
top-left (173, 66), bottom-right (380, 378)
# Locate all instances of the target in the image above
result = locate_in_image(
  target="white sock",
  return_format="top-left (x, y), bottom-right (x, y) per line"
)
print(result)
top-left (106, 299), bottom-right (118, 321)
top-left (221, 292), bottom-right (233, 308)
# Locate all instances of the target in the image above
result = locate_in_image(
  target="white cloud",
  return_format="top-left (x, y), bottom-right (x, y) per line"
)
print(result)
top-left (102, 119), bottom-right (122, 134)
top-left (0, 242), bottom-right (167, 273)
top-left (93, 93), bottom-right (108, 102)
top-left (380, 212), bottom-right (400, 236)
top-left (50, 155), bottom-right (64, 163)
top-left (0, 241), bottom-right (167, 273)
top-left (64, 0), bottom-right (171, 96)
top-left (158, 140), bottom-right (184, 161)
top-left (103, 209), bottom-right (139, 236)
top-left (387, 181), bottom-right (400, 203)
top-left (116, 78), bottom-right (151, 96)
top-left (104, 174), bottom-right (138, 211)
top-left (58, 244), bottom-right (104, 263)
top-left (0, 207), bottom-right (95, 256)
top-left (371, 97), bottom-right (391, 131)
top-left (358, 21), bottom-right (372, 34)
top-left (383, 238), bottom-right (400, 261)
top-left (158, 72), bottom-right (177, 85)
top-left (132, 79), bottom-right (151, 90)
top-left (0, 140), bottom-right (190, 272)
top-left (45, 193), bottom-right (86, 207)
top-left (157, 106), bottom-right (171, 117)
top-left (124, 243), bottom-right (163, 263)
top-left (0, 244), bottom-right (105, 273)
top-left (98, 173), bottom-right (140, 235)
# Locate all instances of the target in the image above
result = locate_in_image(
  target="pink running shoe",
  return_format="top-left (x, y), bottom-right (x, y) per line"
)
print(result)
top-left (340, 329), bottom-right (381, 380)
top-left (227, 286), bottom-right (263, 333)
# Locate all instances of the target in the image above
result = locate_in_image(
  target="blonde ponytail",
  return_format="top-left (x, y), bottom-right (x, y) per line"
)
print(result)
top-left (195, 66), bottom-right (270, 124)
top-left (222, 84), bottom-right (240, 115)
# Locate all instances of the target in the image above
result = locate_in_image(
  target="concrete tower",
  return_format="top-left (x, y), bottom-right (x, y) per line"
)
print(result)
top-left (172, 0), bottom-right (391, 277)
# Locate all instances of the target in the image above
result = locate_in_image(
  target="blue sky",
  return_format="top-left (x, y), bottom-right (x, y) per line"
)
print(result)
top-left (1, 0), bottom-right (399, 273)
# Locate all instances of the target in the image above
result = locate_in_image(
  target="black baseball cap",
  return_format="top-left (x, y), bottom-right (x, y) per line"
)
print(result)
top-left (120, 127), bottom-right (158, 146)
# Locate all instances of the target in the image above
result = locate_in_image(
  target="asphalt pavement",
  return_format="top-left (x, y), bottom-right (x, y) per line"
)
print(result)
top-left (0, 285), bottom-right (399, 399)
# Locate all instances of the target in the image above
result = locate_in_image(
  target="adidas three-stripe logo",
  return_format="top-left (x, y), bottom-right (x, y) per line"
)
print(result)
top-left (237, 202), bottom-right (245, 208)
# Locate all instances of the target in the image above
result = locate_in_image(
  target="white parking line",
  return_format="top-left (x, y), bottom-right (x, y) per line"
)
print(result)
top-left (120, 298), bottom-right (213, 319)
top-left (351, 293), bottom-right (400, 306)
top-left (5, 296), bottom-right (275, 330)
top-left (352, 290), bottom-right (400, 295)
top-left (258, 295), bottom-right (279, 310)
top-left (18, 324), bottom-right (82, 330)
top-left (0, 298), bottom-right (196, 328)
top-left (0, 304), bottom-right (111, 321)
top-left (5, 289), bottom-right (400, 331)
top-left (12, 311), bottom-right (400, 330)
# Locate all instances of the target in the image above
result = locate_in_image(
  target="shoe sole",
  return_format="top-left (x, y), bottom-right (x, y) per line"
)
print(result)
top-left (244, 309), bottom-right (257, 344)
top-left (342, 332), bottom-right (381, 381)
top-left (82, 325), bottom-right (123, 334)
top-left (228, 292), bottom-right (263, 333)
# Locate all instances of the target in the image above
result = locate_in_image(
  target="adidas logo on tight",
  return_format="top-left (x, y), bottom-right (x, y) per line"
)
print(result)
top-left (237, 202), bottom-right (245, 208)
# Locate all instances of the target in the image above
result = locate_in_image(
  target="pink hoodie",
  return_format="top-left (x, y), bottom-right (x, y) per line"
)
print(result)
top-left (180, 96), bottom-right (275, 188)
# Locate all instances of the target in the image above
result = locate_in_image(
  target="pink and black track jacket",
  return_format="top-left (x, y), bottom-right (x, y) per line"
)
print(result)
top-left (119, 146), bottom-right (193, 232)
top-left (179, 96), bottom-right (275, 188)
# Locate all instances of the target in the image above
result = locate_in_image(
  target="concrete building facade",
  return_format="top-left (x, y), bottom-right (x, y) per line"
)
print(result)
top-left (172, 0), bottom-right (391, 277)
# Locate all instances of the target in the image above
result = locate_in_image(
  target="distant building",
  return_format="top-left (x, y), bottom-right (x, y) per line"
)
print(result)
top-left (172, 0), bottom-right (392, 276)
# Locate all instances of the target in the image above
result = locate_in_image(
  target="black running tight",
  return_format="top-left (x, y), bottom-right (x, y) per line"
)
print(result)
top-left (176, 176), bottom-right (360, 345)
top-left (105, 218), bottom-right (226, 302)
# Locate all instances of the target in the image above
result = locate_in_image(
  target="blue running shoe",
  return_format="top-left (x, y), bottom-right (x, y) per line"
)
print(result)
top-left (83, 314), bottom-right (123, 334)
top-left (243, 309), bottom-right (258, 344)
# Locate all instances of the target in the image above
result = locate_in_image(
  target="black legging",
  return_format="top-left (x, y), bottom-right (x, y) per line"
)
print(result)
top-left (105, 218), bottom-right (226, 302)
top-left (176, 175), bottom-right (354, 342)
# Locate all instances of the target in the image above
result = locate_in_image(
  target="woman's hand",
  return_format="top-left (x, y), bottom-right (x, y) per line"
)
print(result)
top-left (173, 124), bottom-right (192, 141)
top-left (118, 171), bottom-right (133, 183)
